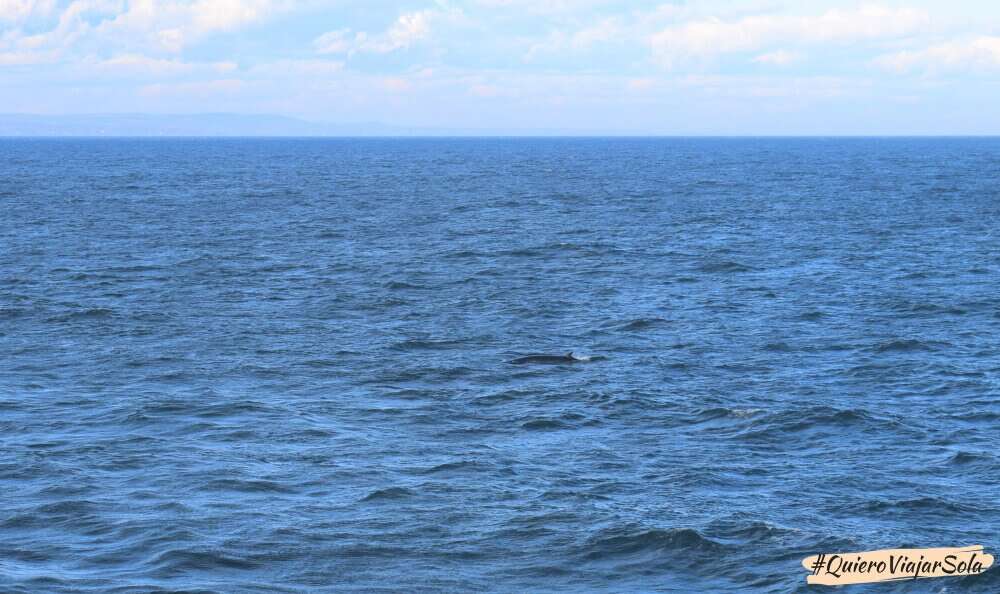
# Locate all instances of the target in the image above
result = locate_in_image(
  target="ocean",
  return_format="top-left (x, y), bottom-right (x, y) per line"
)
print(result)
top-left (1, 138), bottom-right (998, 592)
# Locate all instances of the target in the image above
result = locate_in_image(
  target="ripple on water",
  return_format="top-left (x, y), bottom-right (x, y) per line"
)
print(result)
top-left (3, 138), bottom-right (1000, 593)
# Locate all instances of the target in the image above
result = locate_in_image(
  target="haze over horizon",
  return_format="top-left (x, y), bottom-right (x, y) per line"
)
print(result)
top-left (3, 1), bottom-right (1000, 135)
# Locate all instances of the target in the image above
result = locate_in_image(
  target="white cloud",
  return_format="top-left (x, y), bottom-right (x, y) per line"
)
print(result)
top-left (372, 10), bottom-right (431, 53)
top-left (380, 76), bottom-right (411, 92)
top-left (0, 49), bottom-right (51, 64)
top-left (875, 36), bottom-right (1000, 73)
top-left (93, 53), bottom-right (237, 75)
top-left (313, 28), bottom-right (353, 54)
top-left (99, 53), bottom-right (195, 74)
top-left (468, 83), bottom-right (500, 97)
top-left (626, 77), bottom-right (655, 91)
top-left (139, 77), bottom-right (244, 97)
top-left (250, 58), bottom-right (344, 77)
top-left (650, 5), bottom-right (930, 68)
top-left (752, 50), bottom-right (801, 66)
top-left (314, 9), bottom-right (434, 56)
top-left (473, 0), bottom-right (623, 16)
top-left (674, 74), bottom-right (862, 100)
top-left (526, 16), bottom-right (622, 59)
top-left (0, 0), bottom-right (291, 59)
top-left (95, 0), bottom-right (290, 52)
top-left (0, 0), bottom-right (56, 22)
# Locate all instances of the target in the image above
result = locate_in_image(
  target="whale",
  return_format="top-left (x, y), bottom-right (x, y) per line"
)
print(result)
top-left (509, 352), bottom-right (602, 365)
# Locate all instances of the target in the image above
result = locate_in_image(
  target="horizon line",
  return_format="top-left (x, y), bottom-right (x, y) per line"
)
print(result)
top-left (3, 134), bottom-right (1000, 139)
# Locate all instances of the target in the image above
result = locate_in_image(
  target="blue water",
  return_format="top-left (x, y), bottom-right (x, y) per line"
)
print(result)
top-left (1, 138), bottom-right (999, 593)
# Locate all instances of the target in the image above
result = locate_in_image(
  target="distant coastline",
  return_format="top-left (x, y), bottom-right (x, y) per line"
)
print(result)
top-left (4, 114), bottom-right (999, 138)
top-left (0, 113), bottom-right (624, 137)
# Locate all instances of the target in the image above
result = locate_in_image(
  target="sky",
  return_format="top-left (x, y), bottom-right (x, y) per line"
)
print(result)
top-left (2, 0), bottom-right (1000, 134)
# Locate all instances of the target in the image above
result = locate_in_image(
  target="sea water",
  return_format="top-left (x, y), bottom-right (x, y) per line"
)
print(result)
top-left (1, 138), bottom-right (999, 592)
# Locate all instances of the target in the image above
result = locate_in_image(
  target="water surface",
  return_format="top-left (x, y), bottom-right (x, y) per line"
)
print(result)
top-left (1, 138), bottom-right (999, 592)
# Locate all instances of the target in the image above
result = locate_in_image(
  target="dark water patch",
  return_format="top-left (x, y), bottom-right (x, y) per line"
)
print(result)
top-left (148, 549), bottom-right (260, 574)
top-left (383, 280), bottom-right (425, 290)
top-left (873, 339), bottom-right (941, 353)
top-left (618, 318), bottom-right (669, 331)
top-left (200, 479), bottom-right (295, 494)
top-left (391, 339), bottom-right (467, 351)
top-left (945, 451), bottom-right (996, 466)
top-left (706, 519), bottom-right (797, 546)
top-left (797, 310), bottom-right (825, 321)
top-left (419, 460), bottom-right (488, 475)
top-left (46, 307), bottom-right (115, 322)
top-left (580, 527), bottom-right (726, 561)
top-left (360, 487), bottom-right (414, 502)
top-left (697, 260), bottom-right (754, 274)
top-left (193, 401), bottom-right (275, 419)
top-left (888, 301), bottom-right (970, 317)
top-left (521, 418), bottom-right (571, 431)
top-left (693, 407), bottom-right (763, 423)
top-left (762, 341), bottom-right (794, 352)
top-left (733, 406), bottom-right (900, 443)
top-left (0, 307), bottom-right (32, 319)
top-left (859, 497), bottom-right (976, 515)
top-left (949, 411), bottom-right (1000, 423)
top-left (299, 358), bottom-right (341, 368)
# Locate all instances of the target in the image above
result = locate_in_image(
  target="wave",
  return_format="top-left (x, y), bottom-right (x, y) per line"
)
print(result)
top-left (697, 260), bottom-right (754, 273)
top-left (874, 339), bottom-right (939, 353)
top-left (391, 339), bottom-right (466, 351)
top-left (619, 318), bottom-right (669, 331)
top-left (521, 419), bottom-right (569, 431)
top-left (694, 407), bottom-right (762, 422)
top-left (420, 461), bottom-right (484, 474)
top-left (860, 497), bottom-right (975, 514)
top-left (580, 527), bottom-right (725, 561)
top-left (732, 406), bottom-right (899, 442)
top-left (762, 341), bottom-right (794, 353)
top-left (0, 307), bottom-right (30, 319)
top-left (148, 548), bottom-right (259, 573)
top-left (47, 307), bottom-right (115, 321)
top-left (383, 280), bottom-right (426, 290)
top-left (200, 478), bottom-right (294, 494)
top-left (360, 486), bottom-right (413, 502)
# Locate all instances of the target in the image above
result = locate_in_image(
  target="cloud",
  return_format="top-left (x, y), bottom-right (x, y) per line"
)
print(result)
top-left (371, 10), bottom-right (431, 53)
top-left (139, 77), bottom-right (244, 97)
top-left (472, 0), bottom-right (623, 16)
top-left (0, 0), bottom-right (291, 59)
top-left (0, 0), bottom-right (56, 22)
top-left (875, 36), bottom-right (1000, 73)
top-left (674, 74), bottom-right (861, 100)
top-left (380, 76), bottom-right (411, 92)
top-left (314, 10), bottom-right (433, 56)
top-left (313, 28), bottom-right (353, 54)
top-left (526, 16), bottom-right (623, 59)
top-left (0, 49), bottom-right (53, 64)
top-left (93, 53), bottom-right (237, 76)
top-left (626, 77), bottom-right (655, 91)
top-left (752, 50), bottom-right (801, 66)
top-left (468, 83), bottom-right (500, 97)
top-left (95, 0), bottom-right (290, 53)
top-left (249, 58), bottom-right (344, 77)
top-left (650, 5), bottom-right (929, 68)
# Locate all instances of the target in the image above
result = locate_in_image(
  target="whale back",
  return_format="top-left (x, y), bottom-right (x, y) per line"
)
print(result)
top-left (509, 352), bottom-right (598, 365)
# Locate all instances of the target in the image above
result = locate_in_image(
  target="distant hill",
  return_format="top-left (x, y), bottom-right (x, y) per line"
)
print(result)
top-left (0, 113), bottom-right (420, 137)
top-left (0, 113), bottom-right (625, 137)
